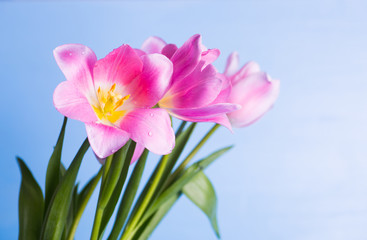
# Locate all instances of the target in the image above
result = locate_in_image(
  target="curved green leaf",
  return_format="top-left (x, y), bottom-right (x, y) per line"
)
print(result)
top-left (41, 138), bottom-right (89, 240)
top-left (129, 146), bottom-right (232, 239)
top-left (135, 194), bottom-right (179, 240)
top-left (17, 157), bottom-right (44, 240)
top-left (45, 117), bottom-right (67, 211)
top-left (183, 171), bottom-right (220, 238)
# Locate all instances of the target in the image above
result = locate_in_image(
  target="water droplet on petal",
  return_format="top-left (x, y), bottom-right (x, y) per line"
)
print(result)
top-left (148, 131), bottom-right (152, 136)
top-left (81, 51), bottom-right (85, 55)
top-left (150, 113), bottom-right (154, 117)
top-left (69, 52), bottom-right (72, 56)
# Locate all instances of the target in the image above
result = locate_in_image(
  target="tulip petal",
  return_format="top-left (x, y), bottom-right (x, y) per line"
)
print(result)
top-left (232, 61), bottom-right (261, 84)
top-left (162, 64), bottom-right (221, 109)
top-left (162, 44), bottom-right (178, 59)
top-left (228, 73), bottom-right (280, 127)
top-left (53, 81), bottom-right (97, 123)
top-left (166, 105), bottom-right (236, 131)
top-left (131, 143), bottom-right (145, 164)
top-left (224, 52), bottom-right (239, 76)
top-left (141, 36), bottom-right (167, 54)
top-left (85, 123), bottom-right (130, 158)
top-left (128, 54), bottom-right (173, 108)
top-left (93, 44), bottom-right (143, 88)
top-left (120, 108), bottom-right (175, 155)
top-left (170, 34), bottom-right (202, 83)
top-left (53, 44), bottom-right (96, 94)
top-left (166, 103), bottom-right (240, 119)
top-left (201, 48), bottom-right (220, 69)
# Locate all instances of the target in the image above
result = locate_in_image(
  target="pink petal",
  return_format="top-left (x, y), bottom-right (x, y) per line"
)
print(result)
top-left (93, 44), bottom-right (143, 88)
top-left (232, 61), bottom-right (261, 84)
top-left (212, 73), bottom-right (232, 104)
top-left (163, 64), bottom-right (221, 109)
top-left (53, 81), bottom-right (97, 123)
top-left (141, 36), bottom-right (167, 54)
top-left (131, 143), bottom-right (145, 164)
top-left (166, 103), bottom-right (240, 119)
top-left (224, 52), bottom-right (239, 76)
top-left (167, 106), bottom-right (236, 131)
top-left (201, 48), bottom-right (220, 69)
top-left (170, 34), bottom-right (202, 83)
top-left (53, 44), bottom-right (96, 94)
top-left (228, 73), bottom-right (280, 128)
top-left (120, 108), bottom-right (175, 155)
top-left (161, 44), bottom-right (178, 59)
top-left (128, 54), bottom-right (173, 108)
top-left (85, 123), bottom-right (130, 158)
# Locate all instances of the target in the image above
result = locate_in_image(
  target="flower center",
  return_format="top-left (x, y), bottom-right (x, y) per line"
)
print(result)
top-left (92, 83), bottom-right (130, 124)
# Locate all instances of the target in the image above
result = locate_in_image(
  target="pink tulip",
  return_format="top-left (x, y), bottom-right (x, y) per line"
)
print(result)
top-left (223, 52), bottom-right (280, 128)
top-left (140, 34), bottom-right (240, 130)
top-left (53, 44), bottom-right (175, 159)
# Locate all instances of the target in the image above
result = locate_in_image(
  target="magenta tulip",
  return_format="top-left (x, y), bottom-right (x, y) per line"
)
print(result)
top-left (140, 34), bottom-right (240, 130)
top-left (53, 44), bottom-right (175, 159)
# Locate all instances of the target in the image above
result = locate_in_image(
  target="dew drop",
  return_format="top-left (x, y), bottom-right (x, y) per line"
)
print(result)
top-left (150, 113), bottom-right (154, 117)
top-left (148, 131), bottom-right (152, 136)
top-left (69, 52), bottom-right (72, 56)
top-left (81, 51), bottom-right (85, 55)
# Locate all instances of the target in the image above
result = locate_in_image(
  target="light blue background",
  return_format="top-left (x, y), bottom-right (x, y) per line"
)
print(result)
top-left (1, 1), bottom-right (367, 239)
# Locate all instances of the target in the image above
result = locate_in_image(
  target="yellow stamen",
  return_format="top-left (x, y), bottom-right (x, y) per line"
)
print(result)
top-left (92, 84), bottom-right (130, 124)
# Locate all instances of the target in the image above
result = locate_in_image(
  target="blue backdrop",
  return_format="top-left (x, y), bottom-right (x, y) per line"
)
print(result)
top-left (1, 1), bottom-right (367, 239)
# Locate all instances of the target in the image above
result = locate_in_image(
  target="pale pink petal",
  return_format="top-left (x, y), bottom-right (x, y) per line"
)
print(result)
top-left (224, 52), bottom-right (239, 76)
top-left (93, 44), bottom-right (143, 88)
top-left (212, 73), bottom-right (232, 104)
top-left (128, 54), bottom-right (173, 108)
top-left (134, 48), bottom-right (146, 57)
top-left (170, 34), bottom-right (202, 83)
top-left (141, 36), bottom-right (167, 54)
top-left (131, 143), bottom-right (145, 164)
top-left (201, 48), bottom-right (220, 69)
top-left (163, 64), bottom-right (221, 109)
top-left (161, 44), bottom-right (178, 59)
top-left (53, 81), bottom-right (97, 123)
top-left (232, 61), bottom-right (261, 84)
top-left (85, 123), bottom-right (130, 158)
top-left (53, 44), bottom-right (96, 94)
top-left (228, 73), bottom-right (280, 128)
top-left (120, 108), bottom-right (175, 155)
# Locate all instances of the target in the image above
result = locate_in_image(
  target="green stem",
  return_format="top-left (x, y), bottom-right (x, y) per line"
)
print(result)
top-left (91, 208), bottom-right (104, 240)
top-left (166, 123), bottom-right (220, 187)
top-left (66, 167), bottom-right (103, 240)
top-left (90, 155), bottom-right (114, 240)
top-left (120, 155), bottom-right (170, 240)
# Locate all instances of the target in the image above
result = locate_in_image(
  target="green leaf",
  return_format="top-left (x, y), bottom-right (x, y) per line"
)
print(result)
top-left (98, 142), bottom-right (136, 238)
top-left (183, 171), bottom-right (220, 238)
top-left (130, 146), bottom-right (232, 239)
top-left (41, 138), bottom-right (89, 240)
top-left (66, 168), bottom-right (103, 240)
top-left (134, 194), bottom-right (179, 240)
top-left (45, 117), bottom-right (67, 211)
top-left (17, 157), bottom-right (45, 240)
top-left (107, 149), bottom-right (148, 240)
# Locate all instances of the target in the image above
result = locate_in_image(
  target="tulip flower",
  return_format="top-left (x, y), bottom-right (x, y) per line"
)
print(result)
top-left (223, 52), bottom-right (280, 128)
top-left (53, 44), bottom-right (175, 158)
top-left (140, 34), bottom-right (240, 130)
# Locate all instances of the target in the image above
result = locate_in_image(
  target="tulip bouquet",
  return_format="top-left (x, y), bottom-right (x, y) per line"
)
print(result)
top-left (17, 34), bottom-right (279, 240)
